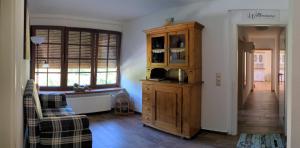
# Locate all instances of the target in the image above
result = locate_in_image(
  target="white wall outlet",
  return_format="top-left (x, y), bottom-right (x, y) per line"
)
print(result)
top-left (216, 73), bottom-right (221, 86)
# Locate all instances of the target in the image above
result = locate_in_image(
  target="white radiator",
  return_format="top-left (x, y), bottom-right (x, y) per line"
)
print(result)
top-left (66, 93), bottom-right (112, 114)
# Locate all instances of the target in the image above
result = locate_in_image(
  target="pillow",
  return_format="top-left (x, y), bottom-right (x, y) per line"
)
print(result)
top-left (33, 85), bottom-right (43, 119)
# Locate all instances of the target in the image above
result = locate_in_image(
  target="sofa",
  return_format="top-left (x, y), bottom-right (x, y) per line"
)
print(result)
top-left (23, 79), bottom-right (92, 148)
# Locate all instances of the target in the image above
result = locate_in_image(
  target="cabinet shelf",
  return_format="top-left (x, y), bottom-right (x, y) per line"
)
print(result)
top-left (152, 49), bottom-right (165, 53)
top-left (169, 48), bottom-right (185, 53)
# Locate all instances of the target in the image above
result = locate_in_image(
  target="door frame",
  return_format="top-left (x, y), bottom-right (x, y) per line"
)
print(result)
top-left (228, 9), bottom-right (288, 135)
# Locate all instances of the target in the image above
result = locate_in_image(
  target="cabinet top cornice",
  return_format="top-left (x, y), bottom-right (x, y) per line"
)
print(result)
top-left (144, 21), bottom-right (204, 34)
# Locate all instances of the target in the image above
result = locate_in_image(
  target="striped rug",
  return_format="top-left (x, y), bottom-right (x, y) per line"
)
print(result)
top-left (237, 133), bottom-right (286, 148)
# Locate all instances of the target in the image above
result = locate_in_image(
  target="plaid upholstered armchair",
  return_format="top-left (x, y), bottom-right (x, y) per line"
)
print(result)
top-left (24, 80), bottom-right (92, 148)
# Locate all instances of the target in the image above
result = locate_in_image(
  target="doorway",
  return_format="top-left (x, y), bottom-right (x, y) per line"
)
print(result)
top-left (237, 26), bottom-right (286, 134)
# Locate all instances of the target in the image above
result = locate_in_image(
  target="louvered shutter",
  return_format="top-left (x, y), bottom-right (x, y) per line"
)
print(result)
top-left (33, 28), bottom-right (63, 87)
top-left (67, 30), bottom-right (93, 86)
top-left (96, 33), bottom-right (120, 85)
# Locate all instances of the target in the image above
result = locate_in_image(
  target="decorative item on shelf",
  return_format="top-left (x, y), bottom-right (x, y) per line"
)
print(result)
top-left (164, 17), bottom-right (174, 26)
top-left (113, 90), bottom-right (134, 115)
top-left (178, 68), bottom-right (184, 83)
top-left (73, 83), bottom-right (89, 93)
top-left (152, 49), bottom-right (165, 53)
top-left (170, 48), bottom-right (185, 53)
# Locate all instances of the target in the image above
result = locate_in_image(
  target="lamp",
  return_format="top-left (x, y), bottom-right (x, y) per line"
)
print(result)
top-left (31, 36), bottom-right (45, 45)
top-left (31, 36), bottom-right (49, 68)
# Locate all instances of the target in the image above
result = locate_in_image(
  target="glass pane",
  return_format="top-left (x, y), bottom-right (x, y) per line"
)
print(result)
top-left (169, 49), bottom-right (186, 64)
top-left (36, 29), bottom-right (48, 43)
top-left (68, 60), bottom-right (79, 72)
top-left (36, 44), bottom-right (48, 58)
top-left (108, 47), bottom-right (117, 59)
top-left (81, 32), bottom-right (91, 45)
top-left (98, 34), bottom-right (109, 46)
top-left (36, 60), bottom-right (47, 72)
top-left (97, 73), bottom-right (107, 85)
top-left (108, 60), bottom-right (117, 71)
top-left (68, 45), bottom-right (80, 58)
top-left (80, 60), bottom-right (91, 72)
top-left (36, 73), bottom-right (47, 86)
top-left (79, 73), bottom-right (91, 86)
top-left (151, 36), bottom-right (165, 63)
top-left (109, 34), bottom-right (117, 46)
top-left (49, 30), bottom-right (61, 43)
top-left (97, 60), bottom-right (107, 72)
top-left (152, 52), bottom-right (164, 63)
top-left (152, 36), bottom-right (164, 49)
top-left (169, 34), bottom-right (185, 48)
top-left (68, 31), bottom-right (80, 44)
top-left (67, 73), bottom-right (79, 86)
top-left (48, 73), bottom-right (61, 86)
top-left (81, 46), bottom-right (92, 58)
top-left (48, 59), bottom-right (61, 72)
top-left (107, 72), bottom-right (117, 84)
top-left (169, 33), bottom-right (186, 64)
top-left (98, 46), bottom-right (108, 59)
top-left (49, 44), bottom-right (61, 58)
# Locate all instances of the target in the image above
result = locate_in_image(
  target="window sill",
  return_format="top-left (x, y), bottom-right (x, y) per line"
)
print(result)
top-left (40, 87), bottom-right (124, 95)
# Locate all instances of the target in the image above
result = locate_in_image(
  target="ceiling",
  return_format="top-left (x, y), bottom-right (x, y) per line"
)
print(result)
top-left (28, 0), bottom-right (202, 22)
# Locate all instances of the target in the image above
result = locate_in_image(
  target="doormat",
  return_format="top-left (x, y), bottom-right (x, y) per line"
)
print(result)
top-left (237, 133), bottom-right (285, 148)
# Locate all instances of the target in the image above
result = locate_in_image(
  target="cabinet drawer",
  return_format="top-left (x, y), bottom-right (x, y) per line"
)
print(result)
top-left (142, 93), bottom-right (151, 103)
top-left (143, 104), bottom-right (152, 114)
top-left (142, 85), bottom-right (152, 94)
top-left (142, 113), bottom-right (152, 123)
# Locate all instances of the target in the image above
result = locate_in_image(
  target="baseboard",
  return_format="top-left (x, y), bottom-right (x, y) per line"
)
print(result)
top-left (84, 109), bottom-right (141, 115)
top-left (199, 129), bottom-right (229, 135)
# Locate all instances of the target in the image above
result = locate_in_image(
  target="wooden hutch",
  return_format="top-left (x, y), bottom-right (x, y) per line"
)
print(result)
top-left (141, 21), bottom-right (204, 138)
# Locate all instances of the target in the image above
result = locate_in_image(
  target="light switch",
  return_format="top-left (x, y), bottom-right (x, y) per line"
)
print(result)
top-left (216, 73), bottom-right (221, 86)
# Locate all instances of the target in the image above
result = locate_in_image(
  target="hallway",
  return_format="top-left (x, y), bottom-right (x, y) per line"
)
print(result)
top-left (238, 82), bottom-right (283, 134)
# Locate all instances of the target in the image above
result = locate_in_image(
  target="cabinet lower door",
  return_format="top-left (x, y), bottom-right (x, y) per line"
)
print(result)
top-left (152, 86), bottom-right (182, 134)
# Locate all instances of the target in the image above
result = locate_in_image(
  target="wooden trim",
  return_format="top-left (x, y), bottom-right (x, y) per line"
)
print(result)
top-left (255, 48), bottom-right (272, 51)
top-left (23, 0), bottom-right (27, 59)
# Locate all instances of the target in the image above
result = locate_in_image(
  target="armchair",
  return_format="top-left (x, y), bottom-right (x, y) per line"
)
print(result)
top-left (23, 80), bottom-right (92, 148)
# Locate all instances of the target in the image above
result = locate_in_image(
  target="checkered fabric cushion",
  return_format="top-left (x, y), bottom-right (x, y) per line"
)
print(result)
top-left (40, 129), bottom-right (92, 148)
top-left (24, 79), bottom-right (92, 148)
top-left (39, 93), bottom-right (67, 109)
top-left (42, 106), bottom-right (75, 117)
top-left (40, 115), bottom-right (89, 132)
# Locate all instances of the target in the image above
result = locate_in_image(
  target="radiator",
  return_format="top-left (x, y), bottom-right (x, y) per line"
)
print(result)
top-left (66, 93), bottom-right (112, 114)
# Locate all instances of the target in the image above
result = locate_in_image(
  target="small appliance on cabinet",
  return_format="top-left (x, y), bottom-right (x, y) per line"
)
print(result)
top-left (141, 21), bottom-right (204, 139)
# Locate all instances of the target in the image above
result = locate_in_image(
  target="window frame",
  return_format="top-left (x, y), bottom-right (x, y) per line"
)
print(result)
top-left (30, 26), bottom-right (121, 91)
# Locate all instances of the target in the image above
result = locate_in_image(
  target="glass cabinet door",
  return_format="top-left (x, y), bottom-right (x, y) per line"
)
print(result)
top-left (150, 34), bottom-right (167, 65)
top-left (168, 31), bottom-right (188, 66)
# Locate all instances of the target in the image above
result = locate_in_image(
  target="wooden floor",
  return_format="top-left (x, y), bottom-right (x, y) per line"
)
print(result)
top-left (88, 113), bottom-right (238, 148)
top-left (238, 82), bottom-right (283, 134)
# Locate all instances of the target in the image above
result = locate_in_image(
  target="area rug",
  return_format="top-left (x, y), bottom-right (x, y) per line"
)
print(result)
top-left (237, 133), bottom-right (286, 148)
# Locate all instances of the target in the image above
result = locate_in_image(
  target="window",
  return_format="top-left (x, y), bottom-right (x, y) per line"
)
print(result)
top-left (31, 27), bottom-right (64, 87)
top-left (31, 26), bottom-right (121, 90)
top-left (96, 33), bottom-right (120, 85)
top-left (67, 30), bottom-right (93, 86)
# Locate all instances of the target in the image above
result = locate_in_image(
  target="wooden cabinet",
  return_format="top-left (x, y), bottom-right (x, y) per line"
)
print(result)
top-left (142, 22), bottom-right (204, 138)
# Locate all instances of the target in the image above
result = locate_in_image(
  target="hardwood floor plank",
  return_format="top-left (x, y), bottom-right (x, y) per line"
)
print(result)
top-left (88, 113), bottom-right (238, 148)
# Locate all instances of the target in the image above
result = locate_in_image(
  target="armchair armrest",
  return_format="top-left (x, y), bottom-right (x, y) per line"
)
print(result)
top-left (40, 115), bottom-right (90, 132)
top-left (39, 93), bottom-right (67, 109)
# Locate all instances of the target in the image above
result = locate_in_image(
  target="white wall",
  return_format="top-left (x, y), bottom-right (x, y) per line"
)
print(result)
top-left (287, 0), bottom-right (300, 146)
top-left (0, 0), bottom-right (29, 147)
top-left (30, 14), bottom-right (122, 32)
top-left (243, 52), bottom-right (253, 104)
top-left (121, 0), bottom-right (288, 133)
